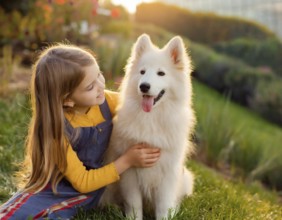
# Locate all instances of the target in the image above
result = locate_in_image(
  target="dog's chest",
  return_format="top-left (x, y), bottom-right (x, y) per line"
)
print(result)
top-left (134, 150), bottom-right (180, 194)
top-left (115, 109), bottom-right (188, 147)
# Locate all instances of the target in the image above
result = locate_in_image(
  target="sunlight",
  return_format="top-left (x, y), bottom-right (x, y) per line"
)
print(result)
top-left (112, 0), bottom-right (154, 13)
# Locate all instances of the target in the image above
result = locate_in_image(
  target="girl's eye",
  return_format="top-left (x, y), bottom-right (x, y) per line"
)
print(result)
top-left (87, 84), bottom-right (94, 91)
top-left (157, 71), bottom-right (165, 76)
top-left (140, 70), bottom-right (145, 75)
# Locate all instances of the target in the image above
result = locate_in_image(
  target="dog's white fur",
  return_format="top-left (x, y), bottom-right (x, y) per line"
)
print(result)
top-left (101, 34), bottom-right (195, 220)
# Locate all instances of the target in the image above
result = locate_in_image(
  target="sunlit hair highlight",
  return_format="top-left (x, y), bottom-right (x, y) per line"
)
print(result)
top-left (16, 43), bottom-right (97, 193)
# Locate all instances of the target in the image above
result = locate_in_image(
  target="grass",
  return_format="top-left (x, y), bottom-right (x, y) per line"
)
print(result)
top-left (0, 94), bottom-right (30, 203)
top-left (73, 161), bottom-right (282, 220)
top-left (193, 79), bottom-right (282, 189)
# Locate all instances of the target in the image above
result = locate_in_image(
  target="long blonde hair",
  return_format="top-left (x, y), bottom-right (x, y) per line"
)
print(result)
top-left (17, 44), bottom-right (97, 193)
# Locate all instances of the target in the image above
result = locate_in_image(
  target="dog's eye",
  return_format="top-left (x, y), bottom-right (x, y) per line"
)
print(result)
top-left (157, 71), bottom-right (165, 76)
top-left (140, 70), bottom-right (146, 75)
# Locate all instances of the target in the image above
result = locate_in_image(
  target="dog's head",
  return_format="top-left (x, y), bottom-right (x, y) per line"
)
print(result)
top-left (123, 34), bottom-right (192, 113)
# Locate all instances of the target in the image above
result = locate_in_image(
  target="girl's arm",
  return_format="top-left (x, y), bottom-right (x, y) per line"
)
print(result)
top-left (63, 143), bottom-right (160, 194)
top-left (114, 144), bottom-right (161, 174)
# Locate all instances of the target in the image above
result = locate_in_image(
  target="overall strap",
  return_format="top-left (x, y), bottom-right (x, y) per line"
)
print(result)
top-left (65, 118), bottom-right (74, 138)
top-left (99, 99), bottom-right (112, 121)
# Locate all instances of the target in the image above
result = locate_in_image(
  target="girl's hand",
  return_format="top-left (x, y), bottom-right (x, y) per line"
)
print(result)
top-left (114, 143), bottom-right (161, 175)
top-left (125, 143), bottom-right (161, 168)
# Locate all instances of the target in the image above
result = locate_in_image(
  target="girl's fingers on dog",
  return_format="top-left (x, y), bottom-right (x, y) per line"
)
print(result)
top-left (142, 147), bottom-right (161, 153)
top-left (145, 152), bottom-right (161, 159)
top-left (137, 143), bottom-right (160, 151)
top-left (144, 157), bottom-right (159, 167)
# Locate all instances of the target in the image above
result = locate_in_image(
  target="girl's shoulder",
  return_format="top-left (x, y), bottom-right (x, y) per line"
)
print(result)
top-left (105, 90), bottom-right (119, 115)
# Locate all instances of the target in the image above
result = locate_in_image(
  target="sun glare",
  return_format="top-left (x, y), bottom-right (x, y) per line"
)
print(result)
top-left (112, 0), bottom-right (153, 13)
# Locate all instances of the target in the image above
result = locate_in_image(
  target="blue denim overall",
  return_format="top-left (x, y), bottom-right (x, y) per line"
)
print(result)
top-left (0, 100), bottom-right (113, 220)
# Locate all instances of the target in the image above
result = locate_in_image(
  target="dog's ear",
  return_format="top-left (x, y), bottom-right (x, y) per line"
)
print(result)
top-left (164, 36), bottom-right (188, 68)
top-left (132, 34), bottom-right (152, 59)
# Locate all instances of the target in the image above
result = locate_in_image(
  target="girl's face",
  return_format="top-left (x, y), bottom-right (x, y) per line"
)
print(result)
top-left (68, 62), bottom-right (105, 113)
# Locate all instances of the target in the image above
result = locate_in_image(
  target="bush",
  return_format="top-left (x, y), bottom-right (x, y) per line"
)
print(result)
top-left (214, 38), bottom-right (282, 77)
top-left (0, 0), bottom-right (34, 15)
top-left (224, 66), bottom-right (274, 105)
top-left (250, 79), bottom-right (282, 125)
top-left (136, 2), bottom-right (274, 45)
top-left (0, 0), bottom-right (130, 60)
top-left (189, 41), bottom-right (282, 126)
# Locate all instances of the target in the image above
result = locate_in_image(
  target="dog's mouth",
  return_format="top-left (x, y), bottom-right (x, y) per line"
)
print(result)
top-left (141, 90), bottom-right (165, 113)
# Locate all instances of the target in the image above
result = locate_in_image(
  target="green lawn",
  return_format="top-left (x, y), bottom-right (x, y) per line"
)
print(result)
top-left (74, 161), bottom-right (282, 220)
top-left (193, 80), bottom-right (282, 189)
top-left (0, 94), bottom-right (30, 203)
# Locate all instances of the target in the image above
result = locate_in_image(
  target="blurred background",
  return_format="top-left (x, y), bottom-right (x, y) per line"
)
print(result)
top-left (0, 0), bottom-right (282, 216)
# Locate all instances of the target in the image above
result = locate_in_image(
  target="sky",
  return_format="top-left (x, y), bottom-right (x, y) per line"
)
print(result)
top-left (111, 0), bottom-right (153, 13)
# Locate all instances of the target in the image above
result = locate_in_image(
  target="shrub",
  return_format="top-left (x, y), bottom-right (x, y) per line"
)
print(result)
top-left (190, 43), bottom-right (273, 103)
top-left (224, 66), bottom-right (274, 105)
top-left (0, 0), bottom-right (130, 58)
top-left (189, 41), bottom-right (282, 126)
top-left (214, 38), bottom-right (282, 77)
top-left (250, 79), bottom-right (282, 125)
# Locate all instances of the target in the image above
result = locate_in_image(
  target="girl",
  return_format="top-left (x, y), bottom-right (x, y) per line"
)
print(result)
top-left (0, 44), bottom-right (161, 219)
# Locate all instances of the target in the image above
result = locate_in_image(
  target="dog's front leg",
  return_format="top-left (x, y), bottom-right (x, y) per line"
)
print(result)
top-left (154, 174), bottom-right (179, 220)
top-left (120, 169), bottom-right (143, 220)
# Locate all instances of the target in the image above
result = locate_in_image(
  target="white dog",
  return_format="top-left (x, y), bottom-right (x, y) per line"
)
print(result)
top-left (101, 34), bottom-right (195, 220)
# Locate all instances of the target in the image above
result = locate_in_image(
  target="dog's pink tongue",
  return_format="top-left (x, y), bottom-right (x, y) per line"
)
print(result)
top-left (142, 96), bottom-right (154, 112)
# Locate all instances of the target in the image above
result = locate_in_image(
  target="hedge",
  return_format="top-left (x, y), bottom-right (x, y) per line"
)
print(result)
top-left (213, 38), bottom-right (282, 77)
top-left (189, 42), bottom-right (282, 126)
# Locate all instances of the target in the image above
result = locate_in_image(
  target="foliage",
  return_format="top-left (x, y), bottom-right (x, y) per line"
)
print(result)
top-left (0, 0), bottom-right (35, 15)
top-left (213, 38), bottom-right (282, 77)
top-left (189, 41), bottom-right (282, 126)
top-left (250, 79), bottom-right (282, 126)
top-left (0, 0), bottom-right (130, 54)
top-left (135, 2), bottom-right (275, 45)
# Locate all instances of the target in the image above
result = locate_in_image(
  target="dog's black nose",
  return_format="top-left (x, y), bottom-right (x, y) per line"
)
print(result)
top-left (140, 83), bottom-right (150, 93)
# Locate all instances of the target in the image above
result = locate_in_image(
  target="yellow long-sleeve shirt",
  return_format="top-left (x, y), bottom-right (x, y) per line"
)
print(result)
top-left (64, 90), bottom-right (120, 194)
